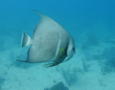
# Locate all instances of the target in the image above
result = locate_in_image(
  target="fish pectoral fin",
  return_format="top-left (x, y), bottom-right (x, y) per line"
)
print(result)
top-left (21, 32), bottom-right (32, 47)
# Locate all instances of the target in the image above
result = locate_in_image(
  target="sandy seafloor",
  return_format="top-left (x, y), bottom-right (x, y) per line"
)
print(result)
top-left (0, 0), bottom-right (115, 90)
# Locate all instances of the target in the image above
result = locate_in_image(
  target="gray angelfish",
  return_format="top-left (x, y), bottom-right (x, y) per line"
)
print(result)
top-left (19, 12), bottom-right (75, 67)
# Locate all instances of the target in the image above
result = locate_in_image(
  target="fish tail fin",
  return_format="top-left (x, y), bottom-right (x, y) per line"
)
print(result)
top-left (21, 32), bottom-right (32, 47)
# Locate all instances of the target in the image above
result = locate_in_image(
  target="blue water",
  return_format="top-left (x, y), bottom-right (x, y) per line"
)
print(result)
top-left (0, 0), bottom-right (115, 90)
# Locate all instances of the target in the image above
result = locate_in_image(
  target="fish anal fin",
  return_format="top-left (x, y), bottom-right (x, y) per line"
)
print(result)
top-left (45, 57), bottom-right (65, 67)
top-left (45, 61), bottom-right (60, 67)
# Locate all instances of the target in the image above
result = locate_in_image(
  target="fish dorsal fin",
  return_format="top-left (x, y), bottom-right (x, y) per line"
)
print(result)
top-left (33, 11), bottom-right (53, 23)
top-left (32, 10), bottom-right (47, 19)
top-left (21, 32), bottom-right (32, 47)
top-left (32, 10), bottom-right (65, 33)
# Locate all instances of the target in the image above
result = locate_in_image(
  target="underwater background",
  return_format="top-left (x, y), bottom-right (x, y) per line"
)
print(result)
top-left (0, 0), bottom-right (115, 90)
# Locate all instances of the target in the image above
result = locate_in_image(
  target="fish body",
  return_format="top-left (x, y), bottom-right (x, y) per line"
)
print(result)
top-left (21, 13), bottom-right (75, 67)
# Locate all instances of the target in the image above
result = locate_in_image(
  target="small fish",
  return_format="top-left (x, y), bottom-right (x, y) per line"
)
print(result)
top-left (19, 12), bottom-right (75, 67)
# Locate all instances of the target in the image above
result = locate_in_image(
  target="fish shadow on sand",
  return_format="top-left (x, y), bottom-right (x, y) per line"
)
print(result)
top-left (61, 69), bottom-right (77, 86)
top-left (56, 67), bottom-right (78, 86)
top-left (44, 82), bottom-right (69, 90)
